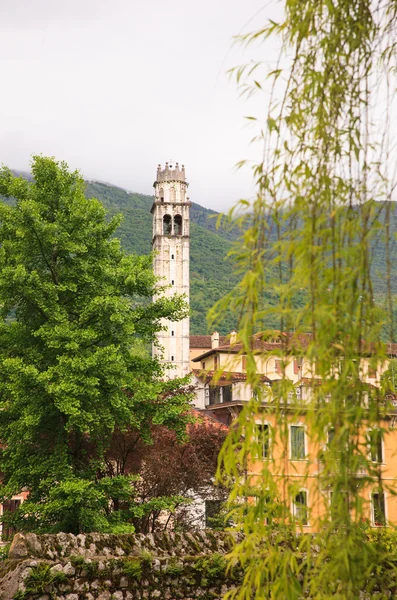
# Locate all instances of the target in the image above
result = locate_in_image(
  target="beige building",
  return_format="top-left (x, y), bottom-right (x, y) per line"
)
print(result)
top-left (150, 164), bottom-right (397, 531)
top-left (190, 331), bottom-right (397, 530)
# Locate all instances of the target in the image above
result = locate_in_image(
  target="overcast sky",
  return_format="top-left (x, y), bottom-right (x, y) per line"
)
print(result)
top-left (0, 0), bottom-right (283, 210)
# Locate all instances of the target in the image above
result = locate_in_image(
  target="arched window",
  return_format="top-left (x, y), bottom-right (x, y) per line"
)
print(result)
top-left (159, 188), bottom-right (164, 202)
top-left (163, 214), bottom-right (172, 235)
top-left (170, 186), bottom-right (176, 202)
top-left (293, 490), bottom-right (308, 525)
top-left (174, 214), bottom-right (182, 235)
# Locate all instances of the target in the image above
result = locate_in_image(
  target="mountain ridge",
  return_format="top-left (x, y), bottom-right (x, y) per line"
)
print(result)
top-left (4, 172), bottom-right (397, 337)
top-left (4, 174), bottom-right (240, 334)
top-left (84, 181), bottom-right (240, 334)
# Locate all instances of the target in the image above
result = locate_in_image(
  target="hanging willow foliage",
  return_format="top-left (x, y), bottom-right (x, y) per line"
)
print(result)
top-left (210, 1), bottom-right (397, 599)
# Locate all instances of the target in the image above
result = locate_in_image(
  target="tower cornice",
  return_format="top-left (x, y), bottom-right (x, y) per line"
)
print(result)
top-left (153, 179), bottom-right (189, 186)
top-left (150, 200), bottom-right (191, 214)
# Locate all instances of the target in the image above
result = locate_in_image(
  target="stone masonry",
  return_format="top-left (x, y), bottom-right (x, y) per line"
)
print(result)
top-left (0, 531), bottom-right (240, 600)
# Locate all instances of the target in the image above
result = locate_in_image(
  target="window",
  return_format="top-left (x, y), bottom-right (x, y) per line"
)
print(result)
top-left (327, 427), bottom-right (335, 447)
top-left (293, 359), bottom-right (302, 375)
top-left (275, 359), bottom-right (282, 374)
top-left (163, 214), bottom-right (172, 234)
top-left (174, 214), bottom-right (182, 235)
top-left (159, 187), bottom-right (164, 202)
top-left (256, 424), bottom-right (270, 459)
top-left (242, 355), bottom-right (247, 371)
top-left (372, 493), bottom-right (386, 526)
top-left (369, 429), bottom-right (383, 463)
top-left (368, 366), bottom-right (377, 379)
top-left (209, 386), bottom-right (221, 405)
top-left (170, 186), bottom-right (176, 202)
top-left (201, 361), bottom-right (206, 370)
top-left (171, 254), bottom-right (174, 259)
top-left (290, 425), bottom-right (305, 460)
top-left (171, 331), bottom-right (174, 336)
top-left (222, 385), bottom-right (232, 404)
top-left (214, 355), bottom-right (218, 370)
top-left (293, 491), bottom-right (308, 525)
top-left (171, 280), bottom-right (174, 285)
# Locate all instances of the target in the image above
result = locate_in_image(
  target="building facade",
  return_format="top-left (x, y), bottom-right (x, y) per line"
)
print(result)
top-left (191, 332), bottom-right (397, 531)
top-left (152, 163), bottom-right (190, 378)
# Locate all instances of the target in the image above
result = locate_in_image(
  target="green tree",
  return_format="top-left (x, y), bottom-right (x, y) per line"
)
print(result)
top-left (212, 1), bottom-right (397, 599)
top-left (381, 359), bottom-right (397, 395)
top-left (0, 156), bottom-right (193, 526)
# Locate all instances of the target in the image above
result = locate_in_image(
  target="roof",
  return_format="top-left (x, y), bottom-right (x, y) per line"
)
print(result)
top-left (192, 332), bottom-right (313, 362)
top-left (190, 408), bottom-right (229, 430)
top-left (192, 369), bottom-right (272, 384)
top-left (190, 335), bottom-right (227, 349)
top-left (192, 331), bottom-right (397, 361)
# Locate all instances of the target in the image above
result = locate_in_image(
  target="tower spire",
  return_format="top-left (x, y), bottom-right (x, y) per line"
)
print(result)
top-left (151, 162), bottom-right (190, 378)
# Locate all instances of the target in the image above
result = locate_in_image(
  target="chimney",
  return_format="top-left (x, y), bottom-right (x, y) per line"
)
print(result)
top-left (229, 330), bottom-right (237, 345)
top-left (211, 331), bottom-right (220, 349)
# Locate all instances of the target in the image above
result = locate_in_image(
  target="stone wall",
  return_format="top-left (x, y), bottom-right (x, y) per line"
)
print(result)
top-left (0, 531), bottom-right (241, 600)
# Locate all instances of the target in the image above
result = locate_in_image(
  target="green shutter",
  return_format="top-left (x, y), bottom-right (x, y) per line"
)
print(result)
top-left (373, 493), bottom-right (386, 526)
top-left (370, 430), bottom-right (383, 463)
top-left (257, 424), bottom-right (270, 459)
top-left (291, 426), bottom-right (305, 459)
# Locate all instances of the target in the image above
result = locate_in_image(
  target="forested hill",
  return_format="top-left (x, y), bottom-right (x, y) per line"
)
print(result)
top-left (84, 182), bottom-right (397, 336)
top-left (4, 176), bottom-right (397, 336)
top-left (85, 182), bottom-right (240, 335)
top-left (2, 175), bottom-right (240, 334)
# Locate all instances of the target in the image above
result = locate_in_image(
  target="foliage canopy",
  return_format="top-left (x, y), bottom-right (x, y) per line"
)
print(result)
top-left (212, 1), bottom-right (397, 599)
top-left (0, 156), bottom-right (193, 532)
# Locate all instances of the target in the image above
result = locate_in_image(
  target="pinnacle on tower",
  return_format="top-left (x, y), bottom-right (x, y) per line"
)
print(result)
top-left (155, 162), bottom-right (186, 183)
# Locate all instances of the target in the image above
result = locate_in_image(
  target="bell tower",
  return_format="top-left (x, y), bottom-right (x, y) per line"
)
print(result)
top-left (151, 162), bottom-right (190, 378)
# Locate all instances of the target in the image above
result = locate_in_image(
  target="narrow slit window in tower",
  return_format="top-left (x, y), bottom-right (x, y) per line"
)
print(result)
top-left (174, 214), bottom-right (182, 235)
top-left (160, 188), bottom-right (164, 202)
top-left (163, 214), bottom-right (172, 235)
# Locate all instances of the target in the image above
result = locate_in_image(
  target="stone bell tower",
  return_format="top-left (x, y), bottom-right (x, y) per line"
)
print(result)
top-left (151, 162), bottom-right (190, 378)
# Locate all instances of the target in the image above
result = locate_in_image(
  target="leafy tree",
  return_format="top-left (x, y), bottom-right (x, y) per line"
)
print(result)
top-left (3, 415), bottom-right (227, 535)
top-left (381, 359), bottom-right (397, 395)
top-left (0, 156), bottom-right (193, 528)
top-left (8, 176), bottom-right (397, 336)
top-left (103, 417), bottom-right (227, 532)
top-left (212, 1), bottom-right (397, 599)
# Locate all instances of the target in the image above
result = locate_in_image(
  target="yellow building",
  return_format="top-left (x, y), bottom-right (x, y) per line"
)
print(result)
top-left (191, 331), bottom-right (397, 532)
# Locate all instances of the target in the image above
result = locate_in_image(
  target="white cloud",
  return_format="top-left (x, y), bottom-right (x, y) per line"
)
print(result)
top-left (0, 0), bottom-right (283, 210)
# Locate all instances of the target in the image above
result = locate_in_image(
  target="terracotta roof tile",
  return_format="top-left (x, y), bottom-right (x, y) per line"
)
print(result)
top-left (190, 408), bottom-right (229, 430)
top-left (192, 369), bottom-right (272, 384)
top-left (192, 332), bottom-right (314, 361)
top-left (190, 335), bottom-right (227, 349)
top-left (192, 331), bottom-right (397, 361)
